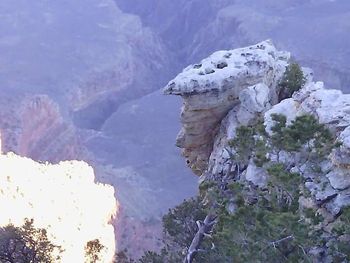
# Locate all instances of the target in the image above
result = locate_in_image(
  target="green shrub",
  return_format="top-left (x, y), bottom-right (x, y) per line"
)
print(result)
top-left (278, 63), bottom-right (306, 100)
top-left (228, 126), bottom-right (255, 166)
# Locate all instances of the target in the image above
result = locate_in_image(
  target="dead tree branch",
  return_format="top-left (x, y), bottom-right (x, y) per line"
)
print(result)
top-left (183, 213), bottom-right (217, 263)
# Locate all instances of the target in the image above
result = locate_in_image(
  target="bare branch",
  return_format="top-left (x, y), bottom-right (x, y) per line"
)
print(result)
top-left (269, 235), bottom-right (294, 249)
top-left (183, 213), bottom-right (217, 263)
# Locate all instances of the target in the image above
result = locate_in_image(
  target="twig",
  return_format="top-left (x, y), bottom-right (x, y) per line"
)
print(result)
top-left (269, 235), bottom-right (294, 249)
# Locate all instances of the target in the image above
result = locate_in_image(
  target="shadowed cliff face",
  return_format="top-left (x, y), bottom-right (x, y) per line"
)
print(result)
top-left (87, 91), bottom-right (197, 256)
top-left (0, 94), bottom-right (87, 163)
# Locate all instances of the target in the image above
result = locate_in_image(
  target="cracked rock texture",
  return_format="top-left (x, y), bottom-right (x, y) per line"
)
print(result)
top-left (164, 40), bottom-right (289, 175)
top-left (168, 40), bottom-right (350, 225)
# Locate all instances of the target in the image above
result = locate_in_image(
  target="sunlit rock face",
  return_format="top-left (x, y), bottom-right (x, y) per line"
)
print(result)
top-left (0, 143), bottom-right (118, 262)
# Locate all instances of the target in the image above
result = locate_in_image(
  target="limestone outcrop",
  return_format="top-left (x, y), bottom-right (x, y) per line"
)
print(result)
top-left (168, 41), bottom-right (350, 260)
top-left (164, 40), bottom-right (289, 174)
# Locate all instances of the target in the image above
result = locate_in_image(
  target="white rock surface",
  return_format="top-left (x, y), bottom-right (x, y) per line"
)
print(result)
top-left (269, 81), bottom-right (350, 129)
top-left (165, 40), bottom-right (289, 174)
top-left (264, 98), bottom-right (300, 134)
top-left (263, 79), bottom-right (350, 214)
top-left (165, 40), bottom-right (289, 95)
top-left (237, 83), bottom-right (271, 125)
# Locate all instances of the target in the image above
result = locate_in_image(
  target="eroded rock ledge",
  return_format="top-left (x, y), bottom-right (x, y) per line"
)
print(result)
top-left (164, 40), bottom-right (289, 174)
top-left (166, 40), bottom-right (350, 220)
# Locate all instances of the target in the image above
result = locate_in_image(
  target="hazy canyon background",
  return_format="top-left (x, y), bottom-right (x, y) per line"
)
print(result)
top-left (1, 0), bottom-right (350, 256)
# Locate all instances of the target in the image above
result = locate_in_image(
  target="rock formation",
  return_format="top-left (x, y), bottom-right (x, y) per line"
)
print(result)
top-left (164, 40), bottom-right (289, 174)
top-left (167, 40), bottom-right (350, 261)
top-left (263, 82), bottom-right (350, 216)
top-left (3, 0), bottom-right (350, 257)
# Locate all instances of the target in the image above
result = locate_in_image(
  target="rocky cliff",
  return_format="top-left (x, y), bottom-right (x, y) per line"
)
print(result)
top-left (166, 41), bottom-right (350, 261)
top-left (4, 0), bottom-right (350, 257)
top-left (165, 40), bottom-right (289, 174)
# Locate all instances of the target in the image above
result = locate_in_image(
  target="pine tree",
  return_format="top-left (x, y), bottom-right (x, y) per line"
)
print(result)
top-left (228, 126), bottom-right (255, 167)
top-left (85, 239), bottom-right (105, 263)
top-left (278, 63), bottom-right (306, 101)
top-left (0, 219), bottom-right (62, 263)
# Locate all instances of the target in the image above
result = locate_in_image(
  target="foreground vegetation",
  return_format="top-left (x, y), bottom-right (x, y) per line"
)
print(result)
top-left (0, 219), bottom-right (62, 263)
top-left (119, 112), bottom-right (348, 263)
top-left (0, 220), bottom-right (107, 263)
top-left (113, 99), bottom-right (349, 263)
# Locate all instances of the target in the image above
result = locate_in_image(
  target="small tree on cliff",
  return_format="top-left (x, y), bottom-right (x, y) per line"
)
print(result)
top-left (278, 63), bottom-right (306, 101)
top-left (85, 239), bottom-right (105, 263)
top-left (270, 114), bottom-right (337, 159)
top-left (0, 219), bottom-right (62, 263)
top-left (228, 126), bottom-right (255, 172)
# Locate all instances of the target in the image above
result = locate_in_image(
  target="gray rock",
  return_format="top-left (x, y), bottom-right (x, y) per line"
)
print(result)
top-left (244, 161), bottom-right (268, 188)
top-left (326, 169), bottom-right (350, 190)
